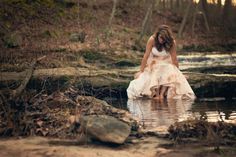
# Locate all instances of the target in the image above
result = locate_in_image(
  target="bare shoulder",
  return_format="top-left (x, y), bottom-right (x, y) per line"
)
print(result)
top-left (173, 39), bottom-right (176, 45)
top-left (147, 35), bottom-right (155, 45)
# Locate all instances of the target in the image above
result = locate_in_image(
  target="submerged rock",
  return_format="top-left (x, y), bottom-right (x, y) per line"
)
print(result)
top-left (80, 115), bottom-right (131, 144)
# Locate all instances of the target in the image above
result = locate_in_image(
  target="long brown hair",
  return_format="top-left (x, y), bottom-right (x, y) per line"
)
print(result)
top-left (154, 25), bottom-right (174, 52)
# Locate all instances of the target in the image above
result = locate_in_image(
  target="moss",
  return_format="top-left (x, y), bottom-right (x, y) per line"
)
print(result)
top-left (54, 0), bottom-right (77, 8)
top-left (82, 51), bottom-right (103, 61)
top-left (80, 49), bottom-right (114, 64)
top-left (3, 32), bottom-right (22, 48)
top-left (114, 59), bottom-right (139, 67)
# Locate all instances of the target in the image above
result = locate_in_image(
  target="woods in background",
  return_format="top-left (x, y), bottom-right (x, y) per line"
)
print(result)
top-left (136, 0), bottom-right (236, 40)
top-left (0, 0), bottom-right (236, 51)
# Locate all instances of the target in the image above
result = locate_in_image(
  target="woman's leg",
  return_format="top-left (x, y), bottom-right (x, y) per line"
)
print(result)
top-left (152, 88), bottom-right (160, 100)
top-left (160, 86), bottom-right (168, 100)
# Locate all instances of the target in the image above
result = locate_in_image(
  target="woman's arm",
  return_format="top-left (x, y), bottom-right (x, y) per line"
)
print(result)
top-left (139, 36), bottom-right (154, 72)
top-left (170, 40), bottom-right (179, 68)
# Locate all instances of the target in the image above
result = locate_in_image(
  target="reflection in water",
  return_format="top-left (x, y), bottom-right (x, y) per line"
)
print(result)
top-left (127, 99), bottom-right (194, 129)
top-left (191, 100), bottom-right (236, 123)
top-left (127, 99), bottom-right (236, 129)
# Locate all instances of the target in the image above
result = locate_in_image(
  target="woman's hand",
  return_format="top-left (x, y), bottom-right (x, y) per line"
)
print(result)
top-left (134, 71), bottom-right (142, 79)
top-left (184, 74), bottom-right (189, 79)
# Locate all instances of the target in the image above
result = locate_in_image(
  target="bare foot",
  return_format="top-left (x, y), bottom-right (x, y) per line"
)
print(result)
top-left (152, 96), bottom-right (160, 100)
top-left (159, 95), bottom-right (164, 102)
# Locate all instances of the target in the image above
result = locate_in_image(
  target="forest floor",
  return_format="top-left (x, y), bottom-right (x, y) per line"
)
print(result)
top-left (1, 0), bottom-right (236, 64)
top-left (0, 136), bottom-right (236, 157)
top-left (1, 0), bottom-right (236, 72)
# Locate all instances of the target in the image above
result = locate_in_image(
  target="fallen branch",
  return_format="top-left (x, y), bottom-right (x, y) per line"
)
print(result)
top-left (2, 56), bottom-right (46, 98)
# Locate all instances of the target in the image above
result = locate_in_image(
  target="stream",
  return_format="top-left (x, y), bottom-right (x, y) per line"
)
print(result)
top-left (109, 52), bottom-right (236, 129)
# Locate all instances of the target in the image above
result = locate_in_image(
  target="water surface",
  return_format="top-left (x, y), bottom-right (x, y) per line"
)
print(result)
top-left (127, 98), bottom-right (236, 129)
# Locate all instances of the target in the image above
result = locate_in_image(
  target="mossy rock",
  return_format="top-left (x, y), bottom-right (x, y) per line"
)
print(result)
top-left (114, 59), bottom-right (138, 67)
top-left (3, 32), bottom-right (22, 48)
top-left (54, 0), bottom-right (77, 8)
top-left (80, 49), bottom-right (114, 64)
top-left (41, 30), bottom-right (59, 38)
top-left (69, 32), bottom-right (86, 43)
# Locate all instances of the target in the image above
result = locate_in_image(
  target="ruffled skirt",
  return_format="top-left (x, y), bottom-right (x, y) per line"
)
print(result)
top-left (127, 58), bottom-right (196, 100)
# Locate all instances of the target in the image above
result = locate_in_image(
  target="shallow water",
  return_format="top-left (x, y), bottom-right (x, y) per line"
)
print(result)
top-left (121, 53), bottom-right (236, 129)
top-left (126, 98), bottom-right (236, 129)
top-left (178, 53), bottom-right (236, 69)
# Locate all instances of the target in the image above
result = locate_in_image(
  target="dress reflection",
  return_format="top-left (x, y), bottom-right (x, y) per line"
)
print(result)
top-left (127, 99), bottom-right (194, 129)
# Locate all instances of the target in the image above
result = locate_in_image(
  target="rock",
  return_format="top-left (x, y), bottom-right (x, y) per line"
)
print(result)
top-left (69, 32), bottom-right (86, 43)
top-left (76, 96), bottom-right (140, 129)
top-left (114, 59), bottom-right (138, 67)
top-left (141, 126), bottom-right (169, 138)
top-left (80, 115), bottom-right (131, 144)
top-left (3, 32), bottom-right (23, 48)
top-left (54, 0), bottom-right (77, 8)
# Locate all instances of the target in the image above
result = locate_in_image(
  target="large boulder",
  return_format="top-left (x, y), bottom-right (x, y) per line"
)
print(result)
top-left (80, 115), bottom-right (131, 144)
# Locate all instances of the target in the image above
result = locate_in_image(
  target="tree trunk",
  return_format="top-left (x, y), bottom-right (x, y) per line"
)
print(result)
top-left (200, 0), bottom-right (209, 22)
top-left (192, 3), bottom-right (197, 35)
top-left (222, 0), bottom-right (232, 27)
top-left (217, 0), bottom-right (222, 9)
top-left (217, 0), bottom-right (222, 21)
top-left (170, 0), bottom-right (173, 10)
top-left (178, 0), bottom-right (192, 38)
top-left (192, 1), bottom-right (210, 34)
top-left (108, 0), bottom-right (118, 31)
top-left (176, 0), bottom-right (180, 13)
top-left (162, 0), bottom-right (166, 10)
top-left (138, 0), bottom-right (155, 42)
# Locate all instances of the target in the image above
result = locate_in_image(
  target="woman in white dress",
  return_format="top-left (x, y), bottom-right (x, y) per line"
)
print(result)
top-left (127, 25), bottom-right (196, 100)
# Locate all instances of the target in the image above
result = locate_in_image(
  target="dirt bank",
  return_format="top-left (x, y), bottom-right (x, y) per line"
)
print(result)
top-left (0, 136), bottom-right (236, 157)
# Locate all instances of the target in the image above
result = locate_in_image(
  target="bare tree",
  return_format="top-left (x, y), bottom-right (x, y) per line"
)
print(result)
top-left (138, 0), bottom-right (155, 42)
top-left (222, 0), bottom-right (232, 26)
top-left (192, 1), bottom-right (210, 35)
top-left (217, 0), bottom-right (222, 9)
top-left (200, 0), bottom-right (209, 22)
top-left (162, 0), bottom-right (166, 10)
top-left (178, 0), bottom-right (192, 38)
top-left (175, 0), bottom-right (180, 13)
top-left (108, 0), bottom-right (118, 32)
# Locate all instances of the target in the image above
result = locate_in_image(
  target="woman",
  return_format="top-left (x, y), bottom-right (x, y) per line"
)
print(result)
top-left (127, 25), bottom-right (195, 100)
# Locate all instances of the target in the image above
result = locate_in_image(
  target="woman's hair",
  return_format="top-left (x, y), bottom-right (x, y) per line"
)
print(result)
top-left (154, 25), bottom-right (174, 52)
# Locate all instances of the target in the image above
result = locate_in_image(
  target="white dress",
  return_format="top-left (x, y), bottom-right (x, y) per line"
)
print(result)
top-left (127, 47), bottom-right (196, 100)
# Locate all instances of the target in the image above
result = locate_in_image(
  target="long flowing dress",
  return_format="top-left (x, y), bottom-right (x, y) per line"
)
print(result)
top-left (127, 47), bottom-right (196, 100)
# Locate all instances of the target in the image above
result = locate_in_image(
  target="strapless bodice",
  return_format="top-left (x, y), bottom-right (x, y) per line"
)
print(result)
top-left (151, 47), bottom-right (168, 57)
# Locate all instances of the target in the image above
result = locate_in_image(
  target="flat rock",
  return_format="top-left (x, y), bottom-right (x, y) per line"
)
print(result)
top-left (80, 115), bottom-right (131, 144)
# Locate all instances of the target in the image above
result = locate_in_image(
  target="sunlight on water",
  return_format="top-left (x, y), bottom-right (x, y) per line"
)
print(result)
top-left (127, 99), bottom-right (236, 129)
top-left (129, 53), bottom-right (236, 70)
top-left (178, 53), bottom-right (236, 70)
